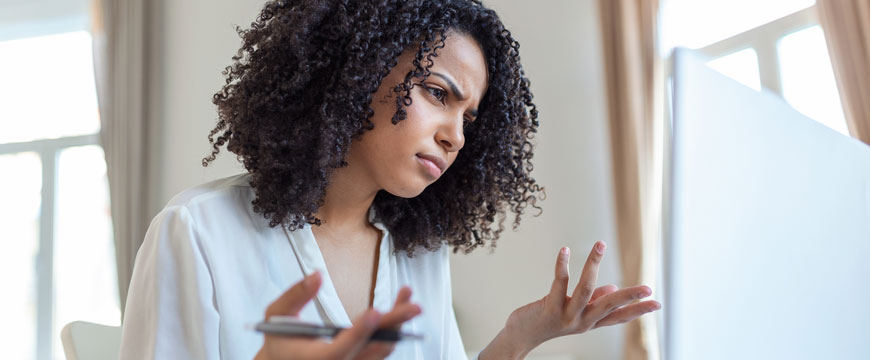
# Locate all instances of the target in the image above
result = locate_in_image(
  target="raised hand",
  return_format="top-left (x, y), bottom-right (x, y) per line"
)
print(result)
top-left (480, 241), bottom-right (661, 359)
top-left (255, 272), bottom-right (422, 360)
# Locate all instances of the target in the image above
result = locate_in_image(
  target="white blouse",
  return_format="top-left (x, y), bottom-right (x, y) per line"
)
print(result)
top-left (119, 173), bottom-right (469, 359)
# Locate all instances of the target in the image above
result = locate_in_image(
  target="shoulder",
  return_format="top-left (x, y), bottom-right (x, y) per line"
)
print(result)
top-left (165, 173), bottom-right (253, 209)
top-left (148, 172), bottom-right (268, 240)
top-left (159, 173), bottom-right (260, 222)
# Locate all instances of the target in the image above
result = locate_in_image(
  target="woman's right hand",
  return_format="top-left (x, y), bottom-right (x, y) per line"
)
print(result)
top-left (254, 272), bottom-right (421, 360)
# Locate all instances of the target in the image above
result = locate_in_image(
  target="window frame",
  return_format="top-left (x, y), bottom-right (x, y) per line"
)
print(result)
top-left (695, 6), bottom-right (818, 96)
top-left (1, 4), bottom-right (113, 357)
top-left (0, 133), bottom-right (100, 360)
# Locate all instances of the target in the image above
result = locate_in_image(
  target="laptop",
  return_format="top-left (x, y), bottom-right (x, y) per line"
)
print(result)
top-left (661, 48), bottom-right (870, 360)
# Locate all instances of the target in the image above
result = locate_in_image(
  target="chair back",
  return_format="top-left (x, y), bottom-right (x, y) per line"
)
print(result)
top-left (60, 321), bottom-right (121, 360)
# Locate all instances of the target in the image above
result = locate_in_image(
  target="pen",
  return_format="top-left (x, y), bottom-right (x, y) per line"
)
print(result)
top-left (253, 316), bottom-right (423, 342)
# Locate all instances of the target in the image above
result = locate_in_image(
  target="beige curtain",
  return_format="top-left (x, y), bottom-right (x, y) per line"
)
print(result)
top-left (598, 0), bottom-right (663, 359)
top-left (817, 0), bottom-right (870, 145)
top-left (90, 0), bottom-right (150, 317)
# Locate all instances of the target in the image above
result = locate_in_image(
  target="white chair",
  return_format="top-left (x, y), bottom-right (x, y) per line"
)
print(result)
top-left (60, 321), bottom-right (122, 360)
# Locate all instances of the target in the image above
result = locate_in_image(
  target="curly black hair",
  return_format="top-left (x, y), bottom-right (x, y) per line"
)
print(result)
top-left (204, 0), bottom-right (543, 255)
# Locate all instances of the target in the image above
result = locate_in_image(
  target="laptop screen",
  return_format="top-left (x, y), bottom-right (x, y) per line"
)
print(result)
top-left (662, 48), bottom-right (870, 360)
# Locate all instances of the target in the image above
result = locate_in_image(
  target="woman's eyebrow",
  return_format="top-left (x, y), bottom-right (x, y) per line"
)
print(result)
top-left (431, 71), bottom-right (479, 118)
top-left (431, 72), bottom-right (466, 101)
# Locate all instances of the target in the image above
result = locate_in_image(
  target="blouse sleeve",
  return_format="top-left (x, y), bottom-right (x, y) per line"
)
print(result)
top-left (119, 205), bottom-right (221, 359)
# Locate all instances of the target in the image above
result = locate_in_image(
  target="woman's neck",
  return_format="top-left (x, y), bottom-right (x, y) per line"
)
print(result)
top-left (313, 166), bottom-right (380, 244)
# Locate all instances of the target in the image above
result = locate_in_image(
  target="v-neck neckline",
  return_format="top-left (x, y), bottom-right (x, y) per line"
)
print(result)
top-left (283, 208), bottom-right (394, 327)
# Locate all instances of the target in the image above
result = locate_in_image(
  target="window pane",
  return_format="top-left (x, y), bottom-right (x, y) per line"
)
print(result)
top-left (53, 145), bottom-right (119, 360)
top-left (0, 152), bottom-right (42, 359)
top-left (706, 48), bottom-right (762, 91)
top-left (660, 0), bottom-right (816, 52)
top-left (778, 26), bottom-right (849, 136)
top-left (0, 31), bottom-right (100, 143)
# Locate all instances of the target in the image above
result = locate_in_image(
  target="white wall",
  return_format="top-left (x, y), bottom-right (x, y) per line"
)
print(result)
top-left (147, 0), bottom-right (622, 358)
top-left (145, 0), bottom-right (253, 216)
top-left (449, 1), bottom-right (622, 358)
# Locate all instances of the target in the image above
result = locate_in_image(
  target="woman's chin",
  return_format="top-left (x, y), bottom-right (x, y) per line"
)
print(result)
top-left (383, 179), bottom-right (431, 199)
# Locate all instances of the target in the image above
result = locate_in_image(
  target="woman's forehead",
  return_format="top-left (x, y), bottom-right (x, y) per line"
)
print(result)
top-left (427, 33), bottom-right (489, 102)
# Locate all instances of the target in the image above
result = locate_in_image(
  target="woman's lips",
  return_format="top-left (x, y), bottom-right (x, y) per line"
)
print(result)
top-left (416, 155), bottom-right (443, 179)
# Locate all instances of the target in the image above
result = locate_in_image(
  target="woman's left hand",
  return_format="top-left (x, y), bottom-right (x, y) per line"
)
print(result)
top-left (480, 241), bottom-right (661, 359)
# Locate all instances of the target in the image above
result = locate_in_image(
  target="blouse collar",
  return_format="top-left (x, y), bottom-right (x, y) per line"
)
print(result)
top-left (283, 206), bottom-right (395, 327)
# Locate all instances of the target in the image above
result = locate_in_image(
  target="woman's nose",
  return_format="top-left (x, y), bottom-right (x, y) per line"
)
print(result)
top-left (435, 115), bottom-right (465, 152)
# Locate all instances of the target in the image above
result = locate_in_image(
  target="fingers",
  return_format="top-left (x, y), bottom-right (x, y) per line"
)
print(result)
top-left (548, 247), bottom-right (571, 308)
top-left (265, 272), bottom-right (322, 318)
top-left (547, 247), bottom-right (615, 308)
top-left (379, 287), bottom-right (421, 329)
top-left (328, 310), bottom-right (381, 359)
top-left (354, 288), bottom-right (420, 359)
top-left (377, 302), bottom-right (422, 330)
top-left (392, 286), bottom-right (412, 308)
top-left (585, 285), bottom-right (651, 323)
top-left (590, 284), bottom-right (619, 304)
top-left (593, 300), bottom-right (661, 329)
top-left (566, 241), bottom-right (606, 315)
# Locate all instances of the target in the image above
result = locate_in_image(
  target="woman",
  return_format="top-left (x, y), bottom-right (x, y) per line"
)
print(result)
top-left (119, 0), bottom-right (661, 359)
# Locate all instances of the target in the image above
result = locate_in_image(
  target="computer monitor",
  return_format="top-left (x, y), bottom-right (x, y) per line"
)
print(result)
top-left (662, 48), bottom-right (870, 360)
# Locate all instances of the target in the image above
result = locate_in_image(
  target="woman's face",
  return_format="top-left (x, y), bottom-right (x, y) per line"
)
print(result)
top-left (345, 32), bottom-right (488, 198)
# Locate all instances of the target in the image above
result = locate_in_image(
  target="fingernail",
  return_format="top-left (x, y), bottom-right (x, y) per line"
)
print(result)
top-left (407, 305), bottom-right (422, 319)
top-left (638, 286), bottom-right (651, 298)
top-left (366, 311), bottom-right (381, 328)
top-left (560, 247), bottom-right (569, 257)
top-left (303, 272), bottom-right (319, 289)
top-left (596, 242), bottom-right (606, 254)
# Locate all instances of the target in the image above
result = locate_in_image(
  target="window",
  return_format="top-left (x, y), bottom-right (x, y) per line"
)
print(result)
top-left (660, 0), bottom-right (849, 136)
top-left (0, 31), bottom-right (119, 360)
top-left (706, 48), bottom-right (762, 91)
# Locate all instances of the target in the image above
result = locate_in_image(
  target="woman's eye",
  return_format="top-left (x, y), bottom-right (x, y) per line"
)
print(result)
top-left (427, 86), bottom-right (447, 103)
